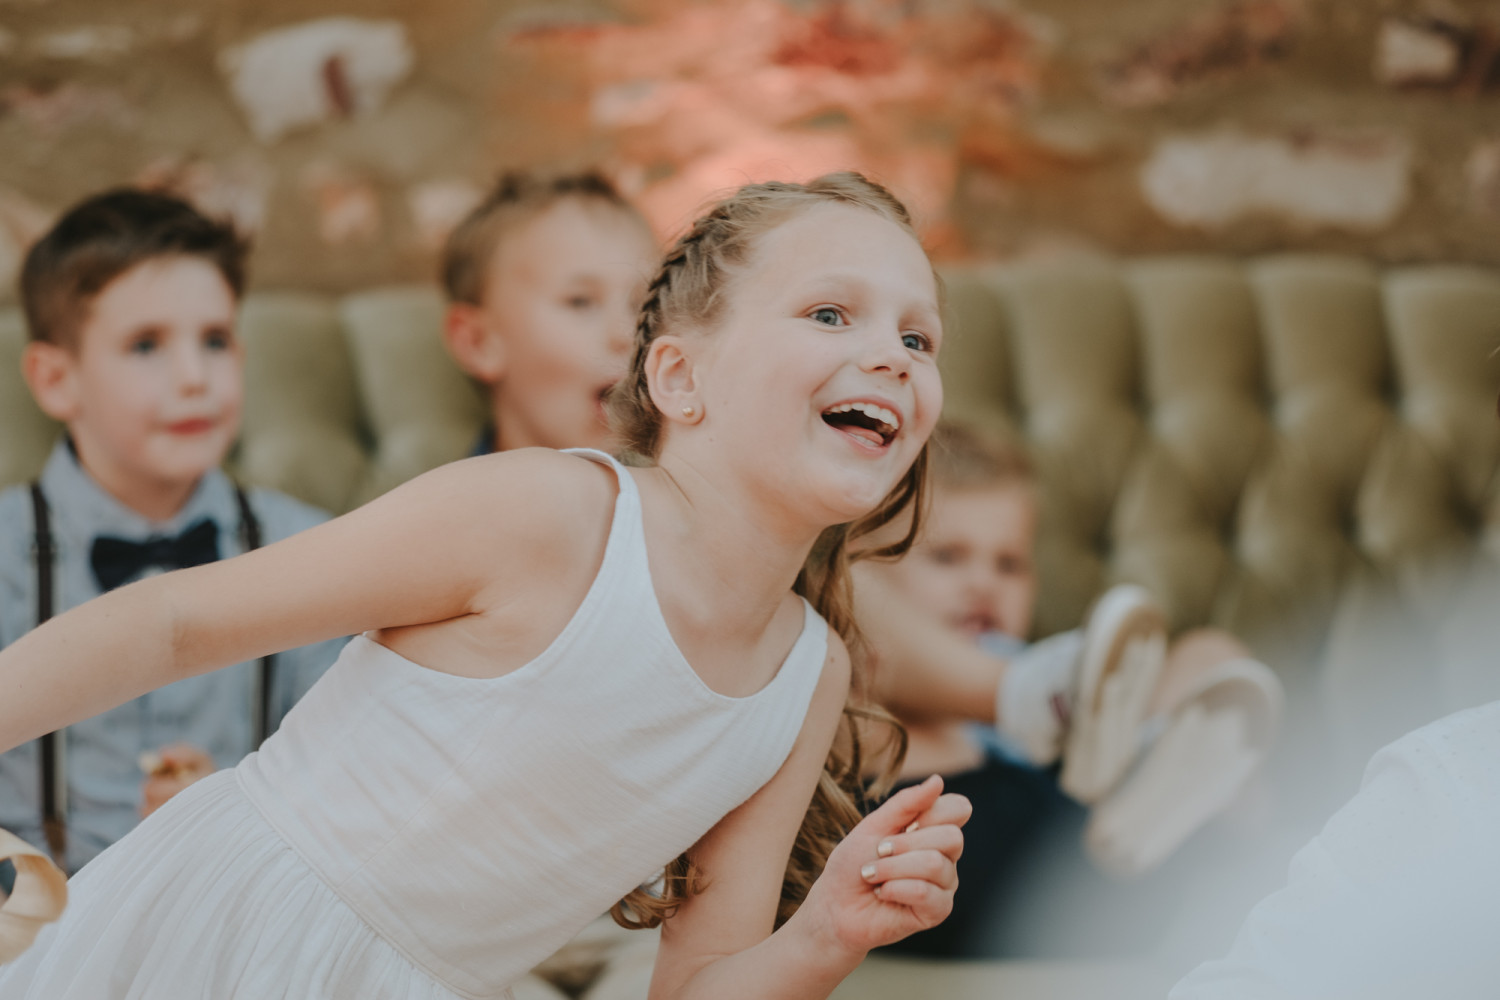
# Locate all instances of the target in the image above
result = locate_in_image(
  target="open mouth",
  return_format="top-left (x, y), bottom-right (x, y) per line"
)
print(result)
top-left (595, 383), bottom-right (617, 419)
top-left (821, 401), bottom-right (901, 448)
top-left (955, 610), bottom-right (1000, 637)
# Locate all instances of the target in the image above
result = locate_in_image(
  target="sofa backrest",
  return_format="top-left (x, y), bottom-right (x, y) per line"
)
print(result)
top-left (938, 255), bottom-right (1500, 665)
top-left (4, 255), bottom-right (1499, 665)
top-left (0, 286), bottom-right (487, 515)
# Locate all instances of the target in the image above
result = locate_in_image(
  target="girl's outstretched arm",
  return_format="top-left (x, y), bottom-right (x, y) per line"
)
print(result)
top-left (0, 449), bottom-right (616, 753)
top-left (649, 634), bottom-right (971, 1000)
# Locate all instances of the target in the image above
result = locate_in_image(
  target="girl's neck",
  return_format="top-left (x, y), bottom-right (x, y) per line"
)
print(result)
top-left (638, 454), bottom-right (823, 638)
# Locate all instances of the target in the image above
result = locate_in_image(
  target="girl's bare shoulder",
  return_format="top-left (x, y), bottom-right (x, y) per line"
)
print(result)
top-left (423, 448), bottom-right (618, 518)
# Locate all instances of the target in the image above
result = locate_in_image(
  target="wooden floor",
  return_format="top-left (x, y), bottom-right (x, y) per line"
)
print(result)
top-left (830, 956), bottom-right (1175, 1000)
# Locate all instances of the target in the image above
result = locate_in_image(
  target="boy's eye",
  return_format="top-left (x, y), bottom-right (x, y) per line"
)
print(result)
top-left (128, 335), bottom-right (159, 355)
top-left (996, 555), bottom-right (1030, 576)
top-left (810, 306), bottom-right (845, 326)
top-left (204, 328), bottom-right (234, 351)
top-left (565, 294), bottom-right (598, 310)
top-left (902, 331), bottom-right (933, 352)
top-left (927, 545), bottom-right (963, 566)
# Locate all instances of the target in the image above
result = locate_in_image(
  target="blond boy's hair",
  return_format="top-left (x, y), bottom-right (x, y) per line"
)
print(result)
top-left (440, 170), bottom-right (639, 306)
top-left (928, 420), bottom-right (1035, 491)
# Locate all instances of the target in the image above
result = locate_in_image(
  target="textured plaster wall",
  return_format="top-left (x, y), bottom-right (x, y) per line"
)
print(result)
top-left (1, 0), bottom-right (1499, 300)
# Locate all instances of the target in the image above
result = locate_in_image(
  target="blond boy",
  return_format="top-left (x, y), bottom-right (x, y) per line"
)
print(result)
top-left (440, 172), bottom-right (658, 455)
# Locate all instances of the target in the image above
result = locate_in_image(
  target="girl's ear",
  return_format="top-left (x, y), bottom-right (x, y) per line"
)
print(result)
top-left (442, 303), bottom-right (507, 384)
top-left (645, 335), bottom-right (703, 425)
top-left (22, 342), bottom-right (82, 423)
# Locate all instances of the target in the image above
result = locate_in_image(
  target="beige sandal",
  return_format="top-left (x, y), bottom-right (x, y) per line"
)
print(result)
top-left (0, 828), bottom-right (67, 965)
top-left (1083, 657), bottom-right (1282, 877)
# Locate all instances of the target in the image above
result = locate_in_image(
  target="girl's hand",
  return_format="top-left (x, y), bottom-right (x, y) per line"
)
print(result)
top-left (796, 775), bottom-right (971, 958)
top-left (138, 743), bottom-right (216, 818)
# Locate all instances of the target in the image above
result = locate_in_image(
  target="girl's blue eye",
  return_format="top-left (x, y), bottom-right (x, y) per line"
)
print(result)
top-left (205, 329), bottom-right (233, 351)
top-left (902, 332), bottom-right (931, 351)
top-left (128, 338), bottom-right (158, 355)
top-left (810, 307), bottom-right (843, 326)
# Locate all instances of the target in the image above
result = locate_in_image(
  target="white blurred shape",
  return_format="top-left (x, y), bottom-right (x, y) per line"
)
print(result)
top-left (1141, 130), bottom-right (1411, 232)
top-left (218, 18), bottom-right (414, 143)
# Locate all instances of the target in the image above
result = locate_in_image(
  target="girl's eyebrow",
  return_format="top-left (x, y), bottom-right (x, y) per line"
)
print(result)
top-left (794, 271), bottom-right (872, 294)
top-left (793, 272), bottom-right (941, 318)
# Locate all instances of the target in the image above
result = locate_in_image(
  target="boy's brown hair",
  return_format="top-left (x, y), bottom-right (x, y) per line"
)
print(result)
top-left (440, 170), bottom-right (639, 306)
top-left (928, 419), bottom-right (1035, 491)
top-left (21, 188), bottom-right (247, 349)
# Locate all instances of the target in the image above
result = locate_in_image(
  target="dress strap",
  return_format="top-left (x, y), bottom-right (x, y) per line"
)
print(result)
top-left (561, 448), bottom-right (639, 503)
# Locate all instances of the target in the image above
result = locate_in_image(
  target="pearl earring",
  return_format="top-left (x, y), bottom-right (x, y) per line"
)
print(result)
top-left (682, 406), bottom-right (696, 418)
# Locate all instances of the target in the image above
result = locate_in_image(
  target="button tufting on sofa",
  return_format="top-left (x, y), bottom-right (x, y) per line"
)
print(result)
top-left (4, 256), bottom-right (1499, 676)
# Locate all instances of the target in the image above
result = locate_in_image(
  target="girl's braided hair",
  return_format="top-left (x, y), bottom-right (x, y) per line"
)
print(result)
top-left (606, 172), bottom-right (931, 930)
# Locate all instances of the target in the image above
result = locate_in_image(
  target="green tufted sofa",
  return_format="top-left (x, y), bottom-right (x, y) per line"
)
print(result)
top-left (7, 254), bottom-right (1499, 669)
top-left (3, 255), bottom-right (1500, 995)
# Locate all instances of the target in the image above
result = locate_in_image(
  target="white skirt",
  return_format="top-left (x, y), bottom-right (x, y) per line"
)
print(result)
top-left (0, 770), bottom-right (487, 1000)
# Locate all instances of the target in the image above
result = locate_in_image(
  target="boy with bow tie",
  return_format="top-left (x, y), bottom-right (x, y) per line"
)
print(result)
top-left (0, 189), bottom-right (342, 878)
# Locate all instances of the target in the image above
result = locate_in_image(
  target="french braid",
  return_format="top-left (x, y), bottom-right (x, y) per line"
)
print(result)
top-left (607, 172), bottom-right (930, 930)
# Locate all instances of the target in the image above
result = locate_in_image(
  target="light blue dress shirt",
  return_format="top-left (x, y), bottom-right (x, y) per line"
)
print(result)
top-left (0, 441), bottom-right (346, 872)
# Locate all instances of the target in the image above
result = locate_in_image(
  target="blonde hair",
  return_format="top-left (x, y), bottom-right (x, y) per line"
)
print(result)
top-left (440, 170), bottom-right (643, 306)
top-left (606, 172), bottom-right (929, 929)
top-left (928, 420), bottom-right (1035, 492)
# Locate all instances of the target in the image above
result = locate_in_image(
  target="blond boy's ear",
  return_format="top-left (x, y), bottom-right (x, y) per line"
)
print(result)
top-left (21, 341), bottom-right (82, 423)
top-left (442, 303), bottom-right (506, 384)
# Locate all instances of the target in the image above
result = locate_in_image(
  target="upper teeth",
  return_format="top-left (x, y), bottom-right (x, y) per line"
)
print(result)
top-left (826, 401), bottom-right (901, 431)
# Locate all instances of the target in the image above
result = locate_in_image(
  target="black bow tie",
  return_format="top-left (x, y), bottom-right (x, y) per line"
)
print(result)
top-left (90, 518), bottom-right (220, 593)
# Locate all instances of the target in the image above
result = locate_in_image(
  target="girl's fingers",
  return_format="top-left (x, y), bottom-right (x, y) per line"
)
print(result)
top-left (906, 791), bottom-right (972, 833)
top-left (860, 848), bottom-right (958, 891)
top-left (872, 877), bottom-right (950, 915)
top-left (874, 823), bottom-right (965, 863)
top-left (862, 774), bottom-right (944, 837)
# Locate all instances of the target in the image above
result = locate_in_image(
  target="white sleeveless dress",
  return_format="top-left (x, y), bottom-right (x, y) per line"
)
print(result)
top-left (0, 449), bottom-right (829, 999)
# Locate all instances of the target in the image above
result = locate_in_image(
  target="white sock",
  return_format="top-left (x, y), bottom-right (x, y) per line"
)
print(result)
top-left (995, 629), bottom-right (1083, 766)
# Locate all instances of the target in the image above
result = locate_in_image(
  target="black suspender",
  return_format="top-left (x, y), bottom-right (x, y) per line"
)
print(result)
top-left (28, 481), bottom-right (277, 869)
top-left (232, 486), bottom-right (278, 748)
top-left (28, 484), bottom-right (65, 867)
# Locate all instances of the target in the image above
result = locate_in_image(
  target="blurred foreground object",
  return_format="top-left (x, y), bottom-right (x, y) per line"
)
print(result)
top-left (0, 828), bottom-right (67, 964)
top-left (1171, 699), bottom-right (1500, 999)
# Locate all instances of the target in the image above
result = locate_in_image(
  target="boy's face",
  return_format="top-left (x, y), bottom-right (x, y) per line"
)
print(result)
top-left (886, 482), bottom-right (1038, 641)
top-left (28, 256), bottom-right (243, 514)
top-left (459, 198), bottom-right (658, 451)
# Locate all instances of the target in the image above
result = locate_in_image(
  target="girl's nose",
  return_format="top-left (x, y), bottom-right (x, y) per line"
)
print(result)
top-left (859, 328), bottom-right (912, 380)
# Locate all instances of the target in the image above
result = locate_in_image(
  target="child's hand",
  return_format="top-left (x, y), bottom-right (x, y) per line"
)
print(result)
top-left (796, 775), bottom-right (971, 958)
top-left (138, 743), bottom-right (216, 818)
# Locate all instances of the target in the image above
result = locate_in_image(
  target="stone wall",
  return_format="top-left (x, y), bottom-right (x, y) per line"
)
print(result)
top-left (2, 0), bottom-right (1498, 301)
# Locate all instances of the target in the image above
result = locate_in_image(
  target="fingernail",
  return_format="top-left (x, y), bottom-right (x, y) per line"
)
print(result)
top-left (861, 863), bottom-right (877, 880)
top-left (905, 821), bottom-right (920, 833)
top-left (877, 840), bottom-right (894, 857)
